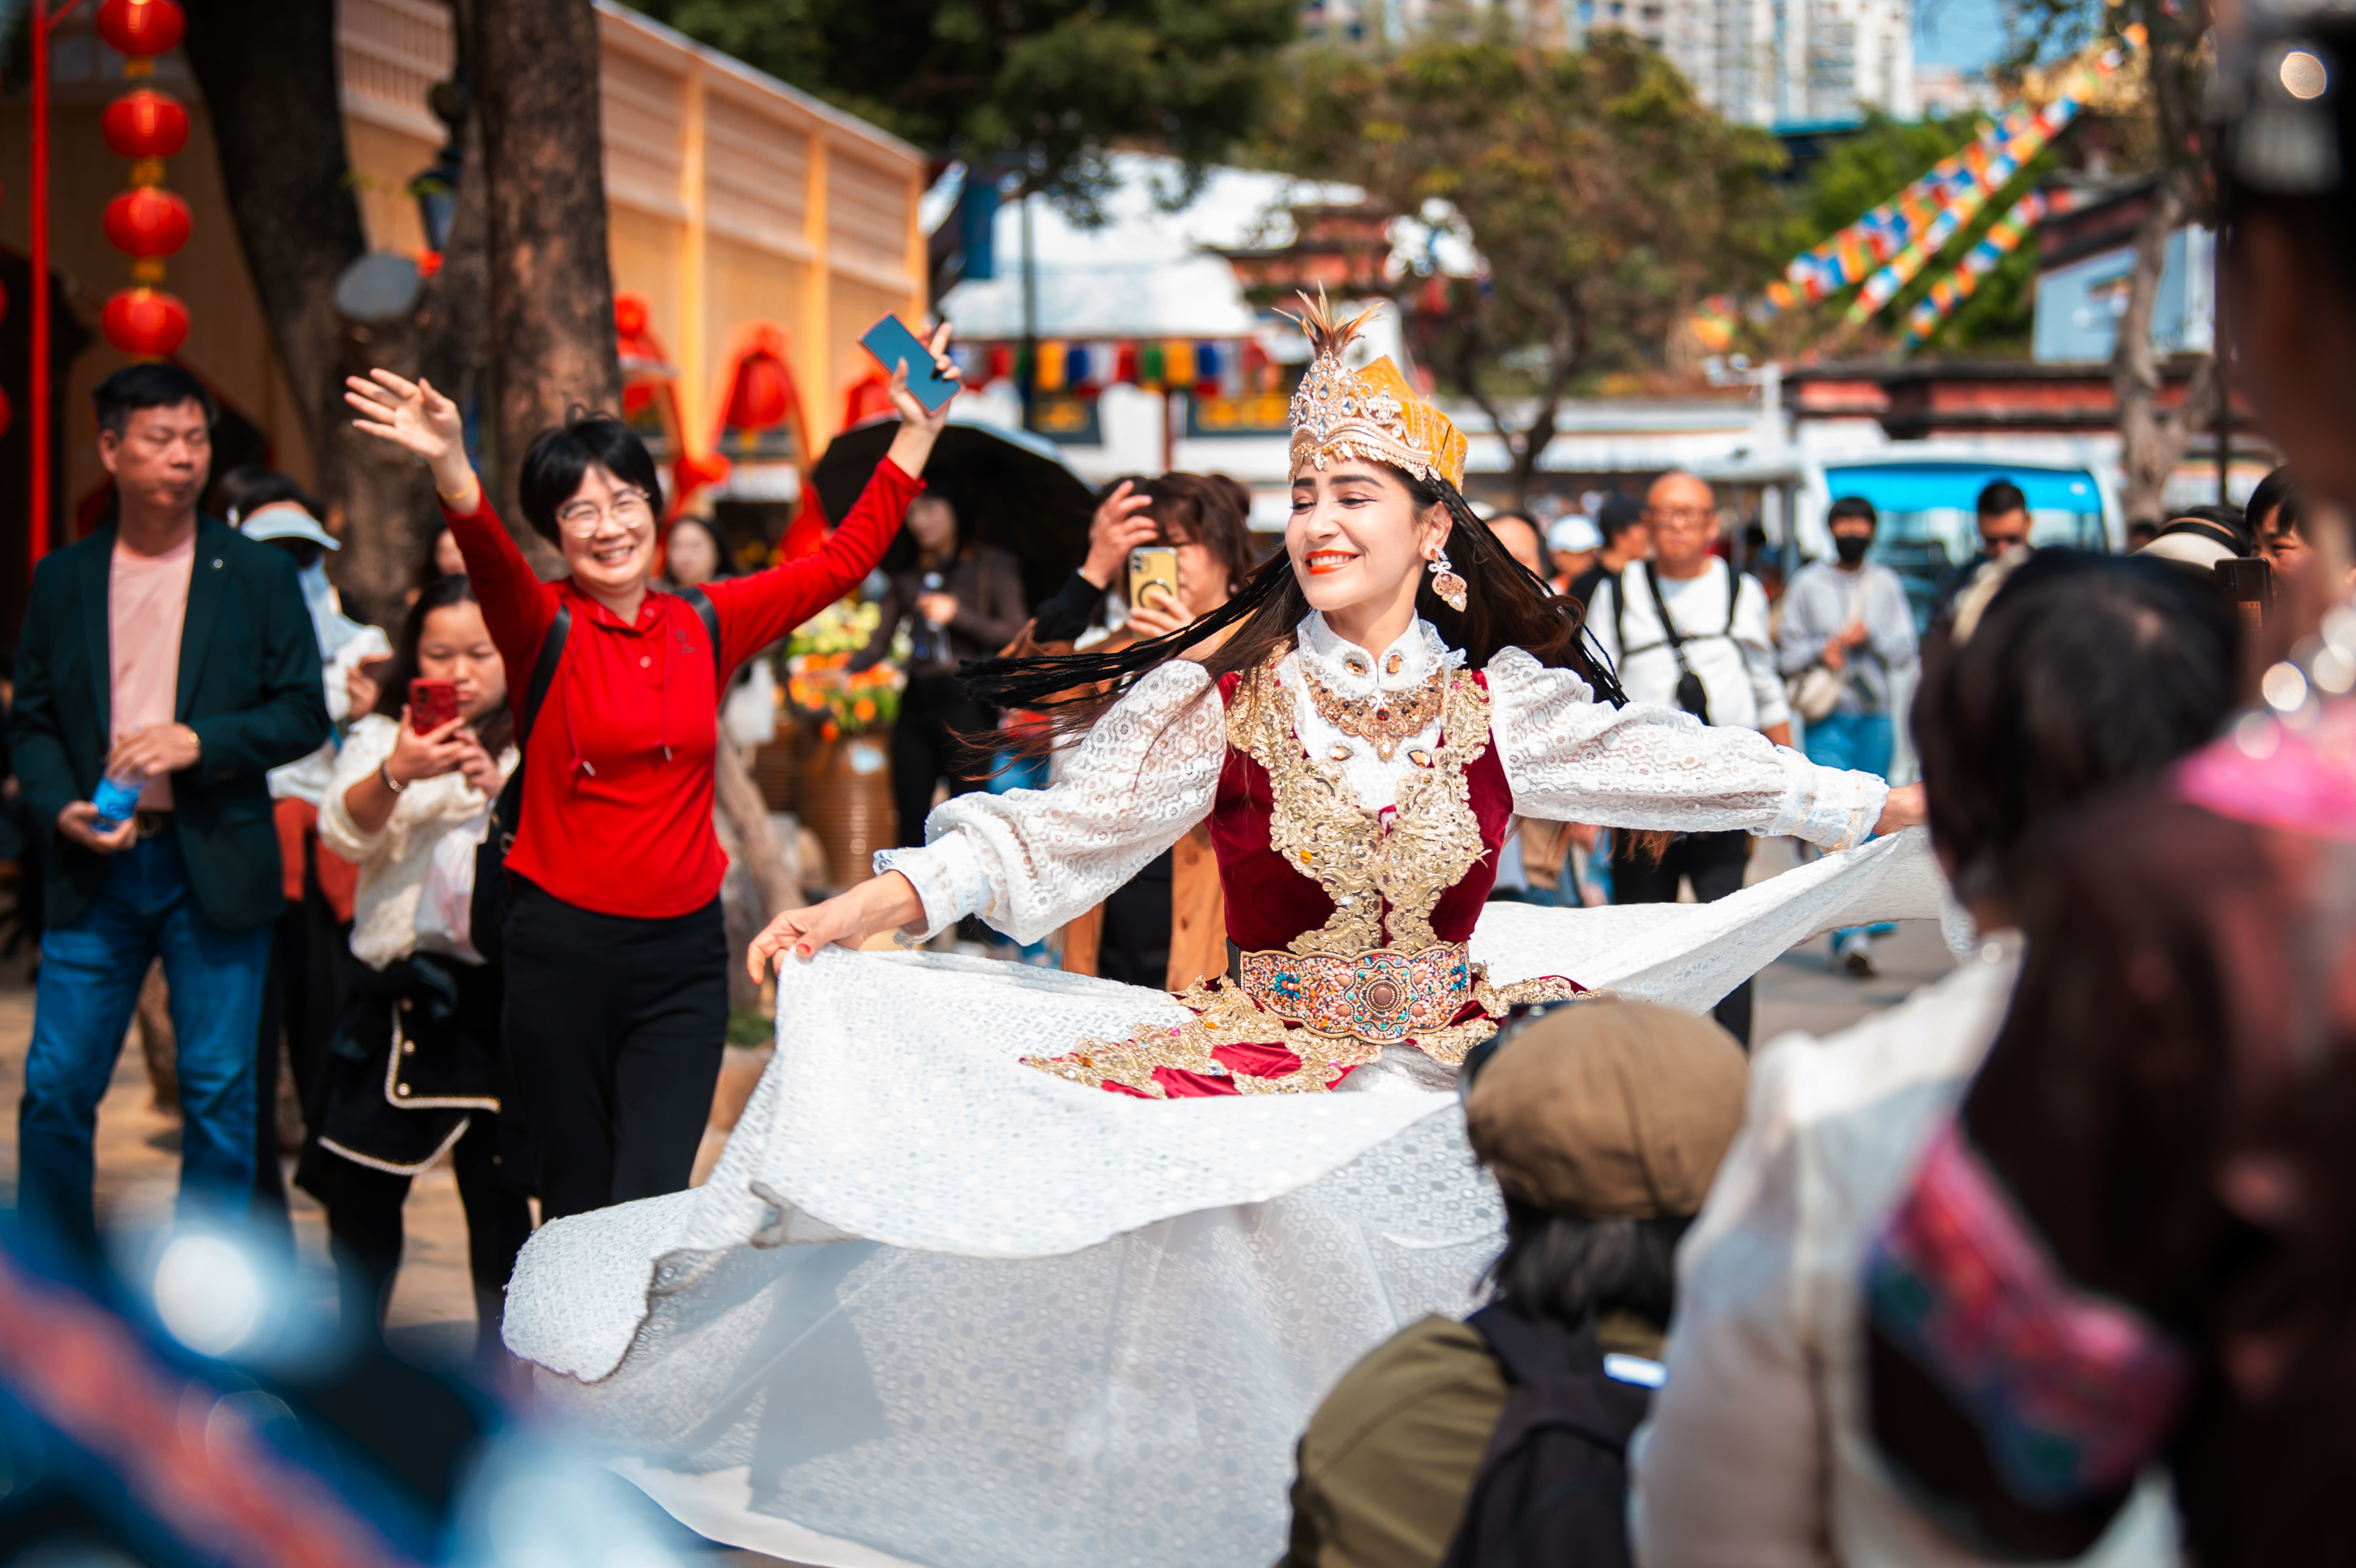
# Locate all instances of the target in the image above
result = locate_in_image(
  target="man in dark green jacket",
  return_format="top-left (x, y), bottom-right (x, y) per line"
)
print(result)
top-left (12, 364), bottom-right (328, 1249)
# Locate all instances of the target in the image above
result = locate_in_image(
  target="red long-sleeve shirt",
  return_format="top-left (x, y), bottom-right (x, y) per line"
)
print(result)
top-left (445, 458), bottom-right (921, 918)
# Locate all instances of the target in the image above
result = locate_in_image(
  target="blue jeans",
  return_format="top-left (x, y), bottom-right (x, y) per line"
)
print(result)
top-left (18, 826), bottom-right (271, 1248)
top-left (1802, 711), bottom-right (1897, 950)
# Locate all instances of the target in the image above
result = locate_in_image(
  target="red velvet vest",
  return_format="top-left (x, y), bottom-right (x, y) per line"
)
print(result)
top-left (1206, 668), bottom-right (1514, 955)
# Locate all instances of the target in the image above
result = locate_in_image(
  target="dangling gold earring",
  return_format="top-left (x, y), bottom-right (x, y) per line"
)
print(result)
top-left (1427, 544), bottom-right (1468, 613)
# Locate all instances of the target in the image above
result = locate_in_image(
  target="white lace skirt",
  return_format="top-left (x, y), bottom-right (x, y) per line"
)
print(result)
top-left (503, 830), bottom-right (1949, 1568)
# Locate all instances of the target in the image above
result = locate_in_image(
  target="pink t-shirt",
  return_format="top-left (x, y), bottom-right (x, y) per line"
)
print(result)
top-left (110, 533), bottom-right (194, 809)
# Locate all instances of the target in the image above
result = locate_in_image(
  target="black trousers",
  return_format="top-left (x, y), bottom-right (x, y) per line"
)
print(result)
top-left (1099, 846), bottom-right (1175, 988)
top-left (255, 828), bottom-right (352, 1239)
top-left (501, 878), bottom-right (728, 1223)
top-left (321, 1114), bottom-right (532, 1358)
top-left (1611, 829), bottom-right (1755, 1046)
top-left (891, 674), bottom-right (992, 848)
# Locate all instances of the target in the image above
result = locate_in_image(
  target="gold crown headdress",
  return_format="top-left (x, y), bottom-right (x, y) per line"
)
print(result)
top-left (1283, 288), bottom-right (1467, 492)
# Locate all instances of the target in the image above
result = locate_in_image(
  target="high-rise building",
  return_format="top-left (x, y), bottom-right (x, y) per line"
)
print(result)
top-left (1301, 0), bottom-right (1917, 126)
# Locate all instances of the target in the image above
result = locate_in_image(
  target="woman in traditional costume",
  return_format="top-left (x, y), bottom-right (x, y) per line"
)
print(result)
top-left (500, 297), bottom-right (1942, 1568)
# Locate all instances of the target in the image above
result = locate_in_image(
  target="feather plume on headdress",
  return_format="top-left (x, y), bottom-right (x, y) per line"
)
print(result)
top-left (1281, 285), bottom-right (1467, 490)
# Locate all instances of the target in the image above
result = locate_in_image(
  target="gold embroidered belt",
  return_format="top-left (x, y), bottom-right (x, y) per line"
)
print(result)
top-left (1239, 942), bottom-right (1475, 1046)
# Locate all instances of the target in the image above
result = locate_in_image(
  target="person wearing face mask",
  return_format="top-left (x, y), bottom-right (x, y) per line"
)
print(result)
top-left (342, 324), bottom-right (962, 1225)
top-left (481, 294), bottom-right (1936, 1563)
top-left (223, 471), bottom-right (394, 1233)
top-left (1774, 496), bottom-right (1918, 976)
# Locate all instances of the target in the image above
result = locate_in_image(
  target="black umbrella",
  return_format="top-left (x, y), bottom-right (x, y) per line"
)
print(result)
top-left (812, 416), bottom-right (1100, 613)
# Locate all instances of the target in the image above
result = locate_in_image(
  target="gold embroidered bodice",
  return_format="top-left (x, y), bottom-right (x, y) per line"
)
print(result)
top-left (1023, 642), bottom-right (1582, 1096)
top-left (1224, 644), bottom-right (1493, 954)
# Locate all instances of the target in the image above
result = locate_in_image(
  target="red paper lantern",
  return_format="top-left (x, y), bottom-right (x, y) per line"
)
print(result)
top-left (102, 287), bottom-right (190, 356)
top-left (96, 0), bottom-right (186, 58)
top-left (614, 293), bottom-right (651, 339)
top-left (103, 187), bottom-right (191, 259)
top-left (101, 89), bottom-right (190, 159)
top-left (725, 352), bottom-right (794, 430)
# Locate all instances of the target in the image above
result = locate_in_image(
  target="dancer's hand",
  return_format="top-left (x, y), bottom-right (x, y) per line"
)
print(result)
top-left (881, 323), bottom-right (962, 480)
top-left (346, 369), bottom-right (480, 509)
top-left (748, 871), bottom-right (927, 978)
top-left (1873, 781), bottom-right (1927, 836)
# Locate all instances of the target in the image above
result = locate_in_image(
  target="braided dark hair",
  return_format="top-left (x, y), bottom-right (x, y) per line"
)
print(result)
top-left (963, 465), bottom-right (1627, 754)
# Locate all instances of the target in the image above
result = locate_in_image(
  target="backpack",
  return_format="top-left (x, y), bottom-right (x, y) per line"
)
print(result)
top-left (469, 587), bottom-right (724, 964)
top-left (1437, 1305), bottom-right (1655, 1568)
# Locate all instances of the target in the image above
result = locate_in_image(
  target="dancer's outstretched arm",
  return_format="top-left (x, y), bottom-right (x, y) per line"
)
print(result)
top-left (751, 660), bottom-right (1227, 976)
top-left (1485, 647), bottom-right (1924, 848)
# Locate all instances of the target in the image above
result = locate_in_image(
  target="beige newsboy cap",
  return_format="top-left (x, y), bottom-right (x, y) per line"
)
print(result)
top-left (1463, 997), bottom-right (1747, 1217)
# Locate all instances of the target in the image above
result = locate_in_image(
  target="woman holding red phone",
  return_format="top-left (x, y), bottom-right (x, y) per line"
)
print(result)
top-left (343, 321), bottom-right (962, 1224)
top-left (308, 575), bottom-right (526, 1358)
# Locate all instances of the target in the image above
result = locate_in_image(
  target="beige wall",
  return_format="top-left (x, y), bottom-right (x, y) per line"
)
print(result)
top-left (2, 0), bottom-right (924, 541)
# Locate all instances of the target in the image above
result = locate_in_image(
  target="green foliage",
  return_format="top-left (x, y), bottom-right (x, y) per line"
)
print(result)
top-left (626, 0), bottom-right (1297, 218)
top-left (1269, 24), bottom-right (1787, 484)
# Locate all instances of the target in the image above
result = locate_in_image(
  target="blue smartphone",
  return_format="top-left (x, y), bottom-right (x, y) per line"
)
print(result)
top-left (859, 314), bottom-right (958, 412)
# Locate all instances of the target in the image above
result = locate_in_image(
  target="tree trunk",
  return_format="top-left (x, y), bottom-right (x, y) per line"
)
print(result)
top-left (180, 0), bottom-right (368, 490)
top-left (2110, 186), bottom-right (2217, 526)
top-left (334, 114), bottom-right (503, 630)
top-left (463, 0), bottom-right (622, 537)
top-left (716, 736), bottom-right (804, 925)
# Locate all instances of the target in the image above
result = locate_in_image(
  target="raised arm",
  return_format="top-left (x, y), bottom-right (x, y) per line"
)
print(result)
top-left (346, 369), bottom-right (550, 669)
top-left (710, 322), bottom-right (963, 667)
top-left (1487, 648), bottom-right (1919, 848)
top-left (750, 661), bottom-right (1225, 971)
top-left (715, 459), bottom-right (919, 669)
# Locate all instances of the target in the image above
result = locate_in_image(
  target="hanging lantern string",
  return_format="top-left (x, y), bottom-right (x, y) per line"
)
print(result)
top-left (95, 0), bottom-right (191, 358)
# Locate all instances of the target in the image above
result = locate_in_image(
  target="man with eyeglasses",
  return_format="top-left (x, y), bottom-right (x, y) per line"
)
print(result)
top-left (1585, 470), bottom-right (1788, 1046)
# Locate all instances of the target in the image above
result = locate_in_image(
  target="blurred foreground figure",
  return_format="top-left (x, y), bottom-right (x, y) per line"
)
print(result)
top-left (1282, 998), bottom-right (1745, 1568)
top-left (1866, 19), bottom-right (2356, 1563)
top-left (1637, 552), bottom-right (2235, 1568)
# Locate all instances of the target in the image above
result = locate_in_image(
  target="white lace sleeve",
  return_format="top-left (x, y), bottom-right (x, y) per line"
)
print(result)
top-left (1486, 647), bottom-right (1885, 848)
top-left (875, 661), bottom-right (1227, 942)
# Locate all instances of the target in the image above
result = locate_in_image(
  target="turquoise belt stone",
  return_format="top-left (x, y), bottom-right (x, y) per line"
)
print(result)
top-left (1239, 941), bottom-right (1475, 1045)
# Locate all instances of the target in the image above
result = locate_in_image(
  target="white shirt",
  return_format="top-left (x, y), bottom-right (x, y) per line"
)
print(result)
top-left (319, 714), bottom-right (517, 969)
top-left (877, 613), bottom-right (1889, 944)
top-left (1630, 939), bottom-right (2178, 1568)
top-left (1589, 559), bottom-right (1789, 732)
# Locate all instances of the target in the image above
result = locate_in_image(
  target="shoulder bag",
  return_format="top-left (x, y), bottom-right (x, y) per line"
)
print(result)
top-left (1787, 570), bottom-right (1868, 724)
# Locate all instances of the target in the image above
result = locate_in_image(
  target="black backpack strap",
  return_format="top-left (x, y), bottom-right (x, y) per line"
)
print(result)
top-left (680, 584), bottom-right (725, 697)
top-left (1638, 561), bottom-right (1697, 680)
top-left (517, 603), bottom-right (573, 745)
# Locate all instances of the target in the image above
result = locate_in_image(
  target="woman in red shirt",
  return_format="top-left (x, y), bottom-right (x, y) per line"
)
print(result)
top-left (344, 328), bottom-right (959, 1220)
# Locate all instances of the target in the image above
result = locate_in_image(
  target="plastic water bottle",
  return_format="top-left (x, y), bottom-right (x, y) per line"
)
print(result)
top-left (91, 769), bottom-right (144, 832)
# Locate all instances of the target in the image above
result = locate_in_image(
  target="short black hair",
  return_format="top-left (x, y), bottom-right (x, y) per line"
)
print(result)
top-left (2244, 465), bottom-right (2302, 541)
top-left (1975, 478), bottom-right (2027, 518)
top-left (1912, 550), bottom-right (2238, 909)
top-left (516, 413), bottom-right (664, 544)
top-left (215, 464), bottom-right (322, 528)
top-left (1488, 1197), bottom-right (1689, 1334)
top-left (1828, 495), bottom-right (1878, 529)
top-left (95, 362), bottom-right (215, 438)
top-left (1596, 493), bottom-right (1646, 544)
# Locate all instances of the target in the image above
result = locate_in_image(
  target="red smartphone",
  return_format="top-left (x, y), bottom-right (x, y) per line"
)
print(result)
top-left (410, 678), bottom-right (460, 734)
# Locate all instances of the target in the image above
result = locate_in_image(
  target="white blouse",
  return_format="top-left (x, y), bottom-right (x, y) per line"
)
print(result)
top-left (877, 614), bottom-right (1890, 945)
top-left (319, 713), bottom-right (519, 969)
